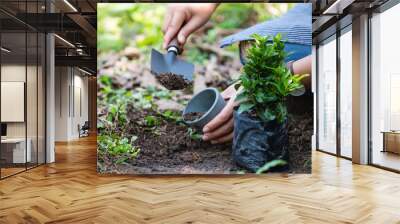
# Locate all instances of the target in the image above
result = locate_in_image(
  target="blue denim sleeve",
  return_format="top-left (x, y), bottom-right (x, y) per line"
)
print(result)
top-left (219, 3), bottom-right (312, 48)
top-left (284, 43), bottom-right (311, 62)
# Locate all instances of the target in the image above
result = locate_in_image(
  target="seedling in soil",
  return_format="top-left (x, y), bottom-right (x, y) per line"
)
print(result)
top-left (144, 115), bottom-right (160, 127)
top-left (187, 127), bottom-right (202, 140)
top-left (131, 86), bottom-right (174, 110)
top-left (160, 110), bottom-right (183, 123)
top-left (107, 103), bottom-right (128, 128)
top-left (145, 85), bottom-right (174, 100)
top-left (98, 134), bottom-right (140, 164)
top-left (235, 34), bottom-right (308, 123)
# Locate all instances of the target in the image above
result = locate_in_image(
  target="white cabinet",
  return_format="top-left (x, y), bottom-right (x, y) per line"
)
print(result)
top-left (1, 138), bottom-right (32, 163)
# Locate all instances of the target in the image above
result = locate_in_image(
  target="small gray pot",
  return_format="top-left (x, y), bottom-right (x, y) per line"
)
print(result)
top-left (182, 88), bottom-right (226, 129)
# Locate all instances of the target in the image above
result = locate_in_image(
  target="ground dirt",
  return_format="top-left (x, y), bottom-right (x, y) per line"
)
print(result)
top-left (98, 44), bottom-right (312, 174)
top-left (100, 98), bottom-right (312, 174)
top-left (100, 105), bottom-right (238, 174)
top-left (287, 113), bottom-right (313, 173)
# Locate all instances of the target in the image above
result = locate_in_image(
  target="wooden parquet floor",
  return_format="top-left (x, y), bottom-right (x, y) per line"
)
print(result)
top-left (1, 135), bottom-right (400, 224)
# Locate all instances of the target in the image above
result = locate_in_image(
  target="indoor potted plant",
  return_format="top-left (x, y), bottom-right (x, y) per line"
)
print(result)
top-left (233, 34), bottom-right (307, 172)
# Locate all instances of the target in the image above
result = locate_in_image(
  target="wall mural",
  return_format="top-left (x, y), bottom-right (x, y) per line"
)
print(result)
top-left (97, 3), bottom-right (313, 174)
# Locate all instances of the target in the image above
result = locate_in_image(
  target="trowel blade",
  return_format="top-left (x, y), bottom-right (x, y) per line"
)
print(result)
top-left (170, 57), bottom-right (194, 81)
top-left (150, 48), bottom-right (194, 81)
top-left (151, 48), bottom-right (168, 75)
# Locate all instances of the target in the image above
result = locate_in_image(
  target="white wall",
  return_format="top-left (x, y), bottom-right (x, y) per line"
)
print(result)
top-left (54, 66), bottom-right (89, 141)
top-left (55, 66), bottom-right (69, 141)
top-left (1, 65), bottom-right (35, 138)
top-left (1, 65), bottom-right (26, 135)
top-left (1, 82), bottom-right (25, 122)
top-left (72, 73), bottom-right (89, 138)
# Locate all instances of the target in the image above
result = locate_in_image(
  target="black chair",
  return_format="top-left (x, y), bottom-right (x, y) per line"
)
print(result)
top-left (79, 121), bottom-right (90, 138)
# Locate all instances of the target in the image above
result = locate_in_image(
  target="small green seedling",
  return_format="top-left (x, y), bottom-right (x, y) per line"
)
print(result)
top-left (144, 115), bottom-right (160, 127)
top-left (160, 110), bottom-right (182, 122)
top-left (187, 128), bottom-right (202, 140)
top-left (98, 134), bottom-right (140, 164)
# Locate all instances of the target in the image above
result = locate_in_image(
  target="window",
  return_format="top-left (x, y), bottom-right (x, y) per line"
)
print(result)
top-left (370, 3), bottom-right (400, 171)
top-left (339, 28), bottom-right (352, 158)
top-left (317, 36), bottom-right (337, 154)
top-left (0, 1), bottom-right (46, 179)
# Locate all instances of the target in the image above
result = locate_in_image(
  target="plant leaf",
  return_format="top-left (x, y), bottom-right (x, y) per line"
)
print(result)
top-left (262, 108), bottom-right (276, 121)
top-left (237, 102), bottom-right (254, 114)
top-left (256, 159), bottom-right (287, 174)
top-left (235, 91), bottom-right (247, 103)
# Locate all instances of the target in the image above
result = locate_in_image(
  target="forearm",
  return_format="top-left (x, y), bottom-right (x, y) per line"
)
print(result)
top-left (291, 55), bottom-right (311, 90)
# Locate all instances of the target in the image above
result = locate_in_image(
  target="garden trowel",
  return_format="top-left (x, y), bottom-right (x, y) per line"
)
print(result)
top-left (151, 38), bottom-right (194, 90)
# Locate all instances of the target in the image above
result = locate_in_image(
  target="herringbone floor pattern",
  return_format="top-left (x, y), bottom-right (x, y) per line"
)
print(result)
top-left (1, 136), bottom-right (400, 224)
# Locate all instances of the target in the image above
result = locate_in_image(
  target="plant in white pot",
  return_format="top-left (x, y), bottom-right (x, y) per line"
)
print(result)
top-left (233, 34), bottom-right (307, 172)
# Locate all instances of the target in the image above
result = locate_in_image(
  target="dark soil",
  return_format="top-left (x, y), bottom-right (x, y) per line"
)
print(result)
top-left (100, 105), bottom-right (238, 174)
top-left (286, 94), bottom-right (313, 173)
top-left (99, 103), bottom-right (312, 174)
top-left (183, 112), bottom-right (205, 121)
top-left (155, 72), bottom-right (192, 90)
top-left (99, 91), bottom-right (313, 174)
top-left (287, 113), bottom-right (313, 173)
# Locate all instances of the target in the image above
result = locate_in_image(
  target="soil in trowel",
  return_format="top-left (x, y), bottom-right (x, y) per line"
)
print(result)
top-left (183, 112), bottom-right (205, 121)
top-left (156, 72), bottom-right (192, 90)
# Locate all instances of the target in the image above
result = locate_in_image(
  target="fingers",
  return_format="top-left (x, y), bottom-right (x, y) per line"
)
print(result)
top-left (203, 97), bottom-right (235, 133)
top-left (163, 11), bottom-right (186, 49)
top-left (202, 117), bottom-right (233, 141)
top-left (177, 16), bottom-right (202, 45)
top-left (162, 10), bottom-right (172, 34)
top-left (211, 132), bottom-right (234, 144)
top-left (221, 84), bottom-right (236, 99)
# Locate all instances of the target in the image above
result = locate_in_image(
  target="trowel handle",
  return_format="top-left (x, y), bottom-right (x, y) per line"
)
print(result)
top-left (167, 38), bottom-right (182, 55)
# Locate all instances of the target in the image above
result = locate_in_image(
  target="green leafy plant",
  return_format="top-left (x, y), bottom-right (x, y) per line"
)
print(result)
top-left (98, 134), bottom-right (140, 164)
top-left (235, 34), bottom-right (308, 123)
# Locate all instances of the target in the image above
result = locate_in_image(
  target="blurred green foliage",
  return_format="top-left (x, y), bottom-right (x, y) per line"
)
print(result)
top-left (211, 3), bottom-right (256, 29)
top-left (97, 3), bottom-right (293, 62)
top-left (98, 3), bottom-right (165, 53)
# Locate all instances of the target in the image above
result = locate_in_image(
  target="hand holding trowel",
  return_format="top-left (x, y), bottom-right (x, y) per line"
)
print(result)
top-left (151, 37), bottom-right (194, 90)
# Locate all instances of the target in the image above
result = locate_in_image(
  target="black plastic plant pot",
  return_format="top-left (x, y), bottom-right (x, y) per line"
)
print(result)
top-left (232, 111), bottom-right (289, 172)
top-left (182, 88), bottom-right (226, 129)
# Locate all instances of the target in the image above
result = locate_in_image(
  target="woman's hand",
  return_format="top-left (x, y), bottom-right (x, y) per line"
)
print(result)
top-left (202, 85), bottom-right (238, 144)
top-left (162, 3), bottom-right (218, 49)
